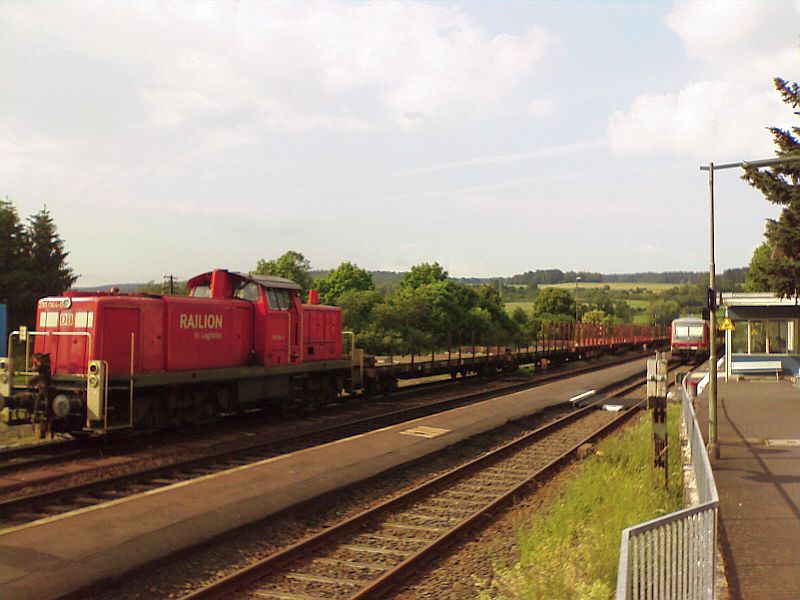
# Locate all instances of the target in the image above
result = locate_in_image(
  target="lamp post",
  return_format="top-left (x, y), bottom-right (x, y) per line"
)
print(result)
top-left (699, 155), bottom-right (800, 460)
top-left (575, 276), bottom-right (581, 323)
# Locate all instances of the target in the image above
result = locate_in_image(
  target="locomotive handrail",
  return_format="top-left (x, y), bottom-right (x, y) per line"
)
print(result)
top-left (8, 330), bottom-right (93, 375)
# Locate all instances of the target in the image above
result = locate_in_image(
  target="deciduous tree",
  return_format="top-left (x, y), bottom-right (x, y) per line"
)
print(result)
top-left (533, 287), bottom-right (575, 319)
top-left (254, 251), bottom-right (313, 295)
top-left (316, 262), bottom-right (374, 305)
top-left (399, 262), bottom-right (448, 289)
top-left (744, 241), bottom-right (773, 292)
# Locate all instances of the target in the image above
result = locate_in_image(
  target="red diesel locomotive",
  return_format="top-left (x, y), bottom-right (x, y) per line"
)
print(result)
top-left (0, 269), bottom-right (357, 436)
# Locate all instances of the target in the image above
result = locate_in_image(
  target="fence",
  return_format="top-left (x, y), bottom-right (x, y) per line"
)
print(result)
top-left (615, 375), bottom-right (719, 599)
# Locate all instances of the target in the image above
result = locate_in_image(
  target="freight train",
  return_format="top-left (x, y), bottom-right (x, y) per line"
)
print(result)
top-left (0, 269), bottom-right (668, 437)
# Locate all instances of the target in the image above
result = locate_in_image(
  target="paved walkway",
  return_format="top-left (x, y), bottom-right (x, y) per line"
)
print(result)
top-left (695, 377), bottom-right (800, 599)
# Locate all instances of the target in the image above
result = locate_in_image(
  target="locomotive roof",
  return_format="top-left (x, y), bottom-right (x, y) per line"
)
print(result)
top-left (241, 273), bottom-right (302, 291)
top-left (187, 270), bottom-right (302, 291)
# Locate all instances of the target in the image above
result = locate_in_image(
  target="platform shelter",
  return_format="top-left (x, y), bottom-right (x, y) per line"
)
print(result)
top-left (720, 292), bottom-right (800, 378)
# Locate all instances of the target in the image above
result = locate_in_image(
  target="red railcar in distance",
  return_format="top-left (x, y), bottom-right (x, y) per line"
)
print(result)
top-left (670, 317), bottom-right (710, 363)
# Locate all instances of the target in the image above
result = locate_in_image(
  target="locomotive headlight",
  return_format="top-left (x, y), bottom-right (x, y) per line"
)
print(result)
top-left (89, 364), bottom-right (98, 374)
top-left (62, 298), bottom-right (72, 309)
top-left (0, 357), bottom-right (11, 398)
top-left (88, 375), bottom-right (99, 388)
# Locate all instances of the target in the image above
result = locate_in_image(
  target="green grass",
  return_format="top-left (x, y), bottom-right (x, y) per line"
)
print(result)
top-left (505, 301), bottom-right (537, 313)
top-left (479, 404), bottom-right (683, 600)
top-left (625, 300), bottom-right (651, 309)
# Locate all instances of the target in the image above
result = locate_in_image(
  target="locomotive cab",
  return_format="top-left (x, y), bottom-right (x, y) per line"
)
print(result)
top-left (187, 269), bottom-right (305, 366)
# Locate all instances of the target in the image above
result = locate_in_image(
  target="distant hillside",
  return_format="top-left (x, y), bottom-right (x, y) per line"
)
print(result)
top-left (77, 266), bottom-right (748, 294)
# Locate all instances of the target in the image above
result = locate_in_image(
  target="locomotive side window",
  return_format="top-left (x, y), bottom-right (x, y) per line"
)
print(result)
top-left (266, 288), bottom-right (292, 310)
top-left (191, 285), bottom-right (210, 298)
top-left (234, 282), bottom-right (261, 302)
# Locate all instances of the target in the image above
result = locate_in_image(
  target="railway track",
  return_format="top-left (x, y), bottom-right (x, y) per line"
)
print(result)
top-left (0, 350), bottom-right (654, 479)
top-left (180, 384), bottom-right (649, 600)
top-left (0, 438), bottom-right (86, 476)
top-left (0, 356), bottom-right (652, 529)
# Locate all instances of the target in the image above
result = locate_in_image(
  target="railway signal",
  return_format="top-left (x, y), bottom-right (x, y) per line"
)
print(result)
top-left (647, 352), bottom-right (668, 487)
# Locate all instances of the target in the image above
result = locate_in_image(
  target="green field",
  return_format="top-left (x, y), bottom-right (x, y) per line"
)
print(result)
top-left (506, 298), bottom-right (654, 322)
top-left (541, 282), bottom-right (677, 292)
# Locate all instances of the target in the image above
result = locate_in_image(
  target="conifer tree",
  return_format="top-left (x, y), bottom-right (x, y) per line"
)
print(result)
top-left (743, 77), bottom-right (800, 298)
top-left (0, 198), bottom-right (31, 327)
top-left (26, 206), bottom-right (78, 305)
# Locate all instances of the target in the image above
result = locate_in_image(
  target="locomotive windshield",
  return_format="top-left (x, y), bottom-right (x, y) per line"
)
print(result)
top-left (190, 285), bottom-right (210, 298)
top-left (674, 325), bottom-right (704, 339)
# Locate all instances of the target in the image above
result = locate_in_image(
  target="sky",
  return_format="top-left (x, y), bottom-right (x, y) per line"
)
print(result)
top-left (1, 1), bottom-right (800, 286)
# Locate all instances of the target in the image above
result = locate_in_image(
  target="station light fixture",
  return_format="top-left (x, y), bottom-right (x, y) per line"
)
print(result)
top-left (699, 154), bottom-right (800, 459)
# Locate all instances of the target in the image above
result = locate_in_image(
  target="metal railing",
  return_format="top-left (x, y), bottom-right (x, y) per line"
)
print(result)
top-left (616, 376), bottom-right (719, 599)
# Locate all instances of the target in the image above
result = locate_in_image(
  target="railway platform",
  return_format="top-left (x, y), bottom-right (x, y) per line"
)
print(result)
top-left (0, 357), bottom-right (648, 600)
top-left (694, 377), bottom-right (800, 599)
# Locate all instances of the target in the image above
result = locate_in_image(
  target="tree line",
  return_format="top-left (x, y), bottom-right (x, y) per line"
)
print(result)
top-left (253, 251), bottom-right (650, 356)
top-left (0, 198), bottom-right (77, 328)
top-left (505, 268), bottom-right (747, 287)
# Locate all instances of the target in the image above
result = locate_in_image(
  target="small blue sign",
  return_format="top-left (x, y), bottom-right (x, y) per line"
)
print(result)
top-left (0, 304), bottom-right (6, 356)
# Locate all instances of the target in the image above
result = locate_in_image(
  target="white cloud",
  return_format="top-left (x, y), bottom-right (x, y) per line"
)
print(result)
top-left (2, 2), bottom-right (554, 132)
top-left (403, 139), bottom-right (606, 175)
top-left (665, 1), bottom-right (800, 79)
top-left (609, 1), bottom-right (800, 160)
top-left (608, 81), bottom-right (786, 159)
top-left (527, 97), bottom-right (556, 120)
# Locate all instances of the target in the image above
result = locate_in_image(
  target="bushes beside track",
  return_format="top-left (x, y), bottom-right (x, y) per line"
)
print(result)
top-left (478, 404), bottom-right (683, 599)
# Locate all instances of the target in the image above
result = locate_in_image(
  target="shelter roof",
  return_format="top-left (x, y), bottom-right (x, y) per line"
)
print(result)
top-left (721, 292), bottom-right (800, 319)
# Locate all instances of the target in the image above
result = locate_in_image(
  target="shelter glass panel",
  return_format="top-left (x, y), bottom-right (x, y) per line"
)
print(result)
top-left (750, 321), bottom-right (766, 353)
top-left (731, 321), bottom-right (748, 353)
top-left (767, 320), bottom-right (789, 354)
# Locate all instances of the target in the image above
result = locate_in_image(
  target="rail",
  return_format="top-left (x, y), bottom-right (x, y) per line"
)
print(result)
top-left (615, 371), bottom-right (718, 599)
